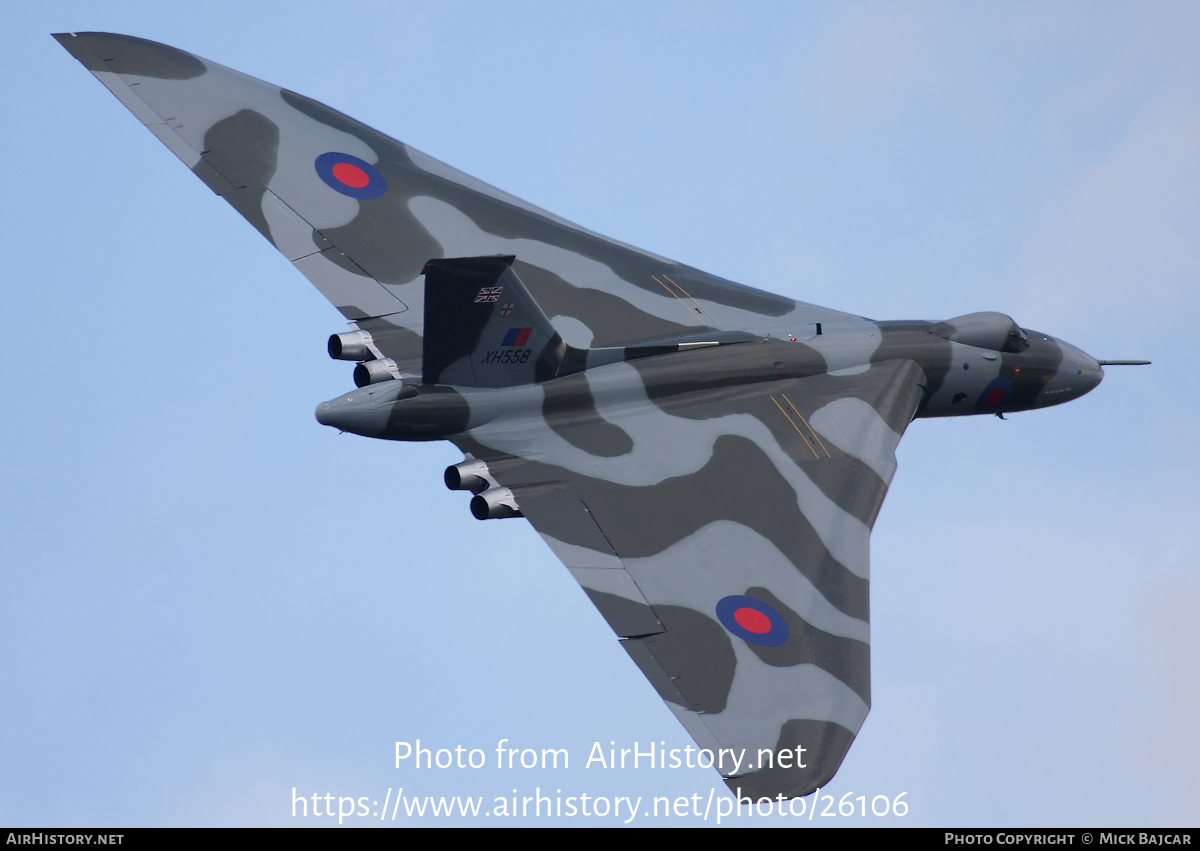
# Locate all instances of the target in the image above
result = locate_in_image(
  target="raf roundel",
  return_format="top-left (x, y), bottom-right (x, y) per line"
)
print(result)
top-left (975, 376), bottom-right (1014, 411)
top-left (314, 152), bottom-right (387, 200)
top-left (715, 595), bottom-right (790, 647)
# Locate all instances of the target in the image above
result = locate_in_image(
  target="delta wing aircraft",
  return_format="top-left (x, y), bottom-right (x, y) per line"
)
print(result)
top-left (58, 32), bottom-right (1146, 800)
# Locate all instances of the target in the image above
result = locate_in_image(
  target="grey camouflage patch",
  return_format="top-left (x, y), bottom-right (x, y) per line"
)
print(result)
top-left (725, 719), bottom-right (856, 799)
top-left (196, 109), bottom-right (279, 240)
top-left (55, 32), bottom-right (205, 79)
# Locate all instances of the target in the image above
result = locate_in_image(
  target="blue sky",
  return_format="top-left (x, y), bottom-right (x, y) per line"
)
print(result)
top-left (2, 1), bottom-right (1197, 827)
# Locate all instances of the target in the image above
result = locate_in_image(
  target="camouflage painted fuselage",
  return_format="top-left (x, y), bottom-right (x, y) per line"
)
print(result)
top-left (318, 317), bottom-right (1103, 443)
top-left (59, 31), bottom-right (1107, 801)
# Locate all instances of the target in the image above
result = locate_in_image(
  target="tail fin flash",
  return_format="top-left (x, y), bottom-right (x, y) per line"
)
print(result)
top-left (421, 256), bottom-right (578, 387)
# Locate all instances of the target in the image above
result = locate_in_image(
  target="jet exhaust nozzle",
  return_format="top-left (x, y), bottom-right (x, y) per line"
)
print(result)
top-left (353, 358), bottom-right (399, 387)
top-left (445, 460), bottom-right (493, 493)
top-left (328, 330), bottom-right (374, 361)
top-left (470, 487), bottom-right (522, 520)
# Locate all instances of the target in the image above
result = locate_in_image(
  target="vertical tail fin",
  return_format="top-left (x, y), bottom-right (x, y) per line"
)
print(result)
top-left (421, 256), bottom-right (581, 387)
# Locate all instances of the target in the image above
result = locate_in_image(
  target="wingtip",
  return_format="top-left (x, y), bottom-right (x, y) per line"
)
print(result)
top-left (52, 32), bottom-right (207, 80)
top-left (52, 31), bottom-right (95, 64)
top-left (52, 31), bottom-right (108, 70)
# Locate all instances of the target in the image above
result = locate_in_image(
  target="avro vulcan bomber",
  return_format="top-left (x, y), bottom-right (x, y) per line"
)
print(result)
top-left (57, 32), bottom-right (1146, 800)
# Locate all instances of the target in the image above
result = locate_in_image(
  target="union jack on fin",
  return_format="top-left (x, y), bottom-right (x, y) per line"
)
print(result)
top-left (475, 287), bottom-right (503, 303)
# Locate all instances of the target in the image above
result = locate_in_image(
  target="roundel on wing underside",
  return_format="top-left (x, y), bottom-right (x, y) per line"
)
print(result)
top-left (975, 376), bottom-right (1014, 412)
top-left (314, 152), bottom-right (387, 199)
top-left (715, 595), bottom-right (790, 647)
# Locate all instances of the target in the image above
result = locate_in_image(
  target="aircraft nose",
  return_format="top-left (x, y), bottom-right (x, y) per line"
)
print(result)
top-left (1038, 340), bottom-right (1103, 407)
top-left (1068, 346), bottom-right (1104, 391)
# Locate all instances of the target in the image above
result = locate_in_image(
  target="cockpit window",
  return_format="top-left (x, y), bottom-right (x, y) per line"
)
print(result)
top-left (1002, 327), bottom-right (1030, 353)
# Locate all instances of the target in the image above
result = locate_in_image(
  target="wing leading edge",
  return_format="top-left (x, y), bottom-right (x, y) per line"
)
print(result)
top-left (453, 357), bottom-right (927, 799)
top-left (55, 31), bottom-right (865, 380)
